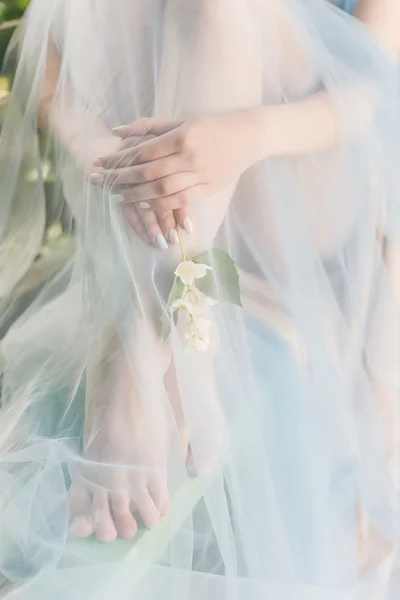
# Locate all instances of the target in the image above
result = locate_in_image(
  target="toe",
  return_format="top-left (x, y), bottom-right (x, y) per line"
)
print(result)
top-left (71, 515), bottom-right (95, 538)
top-left (93, 491), bottom-right (118, 543)
top-left (69, 483), bottom-right (94, 538)
top-left (148, 478), bottom-right (170, 520)
top-left (111, 492), bottom-right (138, 540)
top-left (135, 485), bottom-right (161, 529)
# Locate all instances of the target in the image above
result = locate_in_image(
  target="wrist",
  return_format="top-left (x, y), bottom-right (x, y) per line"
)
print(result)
top-left (254, 105), bottom-right (284, 160)
top-left (242, 106), bottom-right (283, 165)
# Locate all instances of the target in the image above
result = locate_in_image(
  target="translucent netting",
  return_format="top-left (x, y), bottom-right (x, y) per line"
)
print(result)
top-left (0, 0), bottom-right (400, 598)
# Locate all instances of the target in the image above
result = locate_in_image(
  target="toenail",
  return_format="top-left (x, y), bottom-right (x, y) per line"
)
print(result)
top-left (70, 516), bottom-right (91, 537)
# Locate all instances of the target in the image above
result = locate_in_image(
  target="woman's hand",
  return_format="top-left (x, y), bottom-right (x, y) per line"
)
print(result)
top-left (118, 192), bottom-right (178, 250)
top-left (92, 112), bottom-right (263, 244)
top-left (90, 132), bottom-right (179, 250)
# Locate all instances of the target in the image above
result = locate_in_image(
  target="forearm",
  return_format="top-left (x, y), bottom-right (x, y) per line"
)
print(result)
top-left (39, 37), bottom-right (119, 171)
top-left (354, 0), bottom-right (400, 57)
top-left (254, 86), bottom-right (374, 159)
top-left (49, 99), bottom-right (119, 171)
top-left (251, 0), bottom-right (400, 160)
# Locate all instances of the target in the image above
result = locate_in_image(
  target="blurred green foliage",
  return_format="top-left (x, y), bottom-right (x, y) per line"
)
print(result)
top-left (0, 0), bottom-right (29, 23)
top-left (0, 0), bottom-right (29, 69)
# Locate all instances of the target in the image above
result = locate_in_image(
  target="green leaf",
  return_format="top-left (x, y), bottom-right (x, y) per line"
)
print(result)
top-left (161, 276), bottom-right (185, 340)
top-left (193, 248), bottom-right (241, 307)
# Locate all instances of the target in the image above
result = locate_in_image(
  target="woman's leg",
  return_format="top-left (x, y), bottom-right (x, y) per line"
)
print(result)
top-left (70, 0), bottom-right (263, 542)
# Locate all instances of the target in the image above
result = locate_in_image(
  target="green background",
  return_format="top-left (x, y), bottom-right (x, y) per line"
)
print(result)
top-left (0, 0), bottom-right (29, 23)
top-left (0, 0), bottom-right (74, 340)
top-left (0, 0), bottom-right (29, 67)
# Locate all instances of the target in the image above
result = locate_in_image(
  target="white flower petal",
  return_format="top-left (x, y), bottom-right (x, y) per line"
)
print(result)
top-left (192, 338), bottom-right (209, 352)
top-left (182, 318), bottom-right (211, 353)
top-left (188, 318), bottom-right (211, 337)
top-left (170, 297), bottom-right (192, 313)
top-left (174, 261), bottom-right (196, 285)
top-left (182, 286), bottom-right (217, 317)
top-left (174, 261), bottom-right (213, 286)
top-left (190, 262), bottom-right (212, 280)
top-left (177, 308), bottom-right (193, 326)
top-left (184, 335), bottom-right (210, 353)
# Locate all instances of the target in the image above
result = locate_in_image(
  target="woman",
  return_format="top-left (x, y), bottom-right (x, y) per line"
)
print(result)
top-left (0, 0), bottom-right (399, 598)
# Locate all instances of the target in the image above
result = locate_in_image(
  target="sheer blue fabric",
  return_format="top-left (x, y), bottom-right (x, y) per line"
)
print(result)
top-left (339, 0), bottom-right (357, 14)
top-left (0, 1), bottom-right (399, 599)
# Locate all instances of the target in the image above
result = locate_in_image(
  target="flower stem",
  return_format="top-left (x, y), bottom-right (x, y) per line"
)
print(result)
top-left (177, 228), bottom-right (190, 261)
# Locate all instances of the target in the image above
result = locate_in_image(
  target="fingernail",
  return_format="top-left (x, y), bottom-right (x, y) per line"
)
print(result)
top-left (110, 194), bottom-right (123, 204)
top-left (91, 172), bottom-right (104, 184)
top-left (93, 158), bottom-right (102, 167)
top-left (112, 125), bottom-right (127, 134)
top-left (169, 229), bottom-right (179, 244)
top-left (139, 201), bottom-right (151, 210)
top-left (156, 234), bottom-right (168, 250)
top-left (183, 217), bottom-right (193, 234)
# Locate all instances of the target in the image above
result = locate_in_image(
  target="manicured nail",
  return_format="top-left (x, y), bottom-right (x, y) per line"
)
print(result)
top-left (139, 201), bottom-right (151, 210)
top-left (156, 234), bottom-right (168, 250)
top-left (93, 158), bottom-right (102, 167)
top-left (91, 172), bottom-right (104, 184)
top-left (110, 194), bottom-right (123, 204)
top-left (169, 229), bottom-right (179, 244)
top-left (183, 217), bottom-right (193, 234)
top-left (112, 125), bottom-right (127, 135)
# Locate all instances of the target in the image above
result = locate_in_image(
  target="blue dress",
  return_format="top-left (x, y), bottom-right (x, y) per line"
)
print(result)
top-left (339, 0), bottom-right (357, 13)
top-left (2, 0), bottom-right (400, 598)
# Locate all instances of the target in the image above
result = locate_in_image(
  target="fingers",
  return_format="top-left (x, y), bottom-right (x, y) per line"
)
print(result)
top-left (136, 210), bottom-right (169, 250)
top-left (138, 184), bottom-right (208, 213)
top-left (117, 128), bottom-right (184, 165)
top-left (111, 133), bottom-right (156, 154)
top-left (93, 135), bottom-right (154, 170)
top-left (95, 153), bottom-right (192, 181)
top-left (153, 210), bottom-right (179, 246)
top-left (121, 203), bottom-right (152, 245)
top-left (121, 203), bottom-right (164, 249)
top-left (139, 209), bottom-right (179, 248)
top-left (174, 206), bottom-right (193, 234)
top-left (105, 172), bottom-right (198, 201)
top-left (121, 202), bottom-right (178, 250)
top-left (112, 117), bottom-right (182, 139)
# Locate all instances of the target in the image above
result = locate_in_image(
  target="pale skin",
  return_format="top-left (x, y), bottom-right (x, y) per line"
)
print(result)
top-left (92, 0), bottom-right (400, 249)
top-left (39, 0), bottom-right (400, 543)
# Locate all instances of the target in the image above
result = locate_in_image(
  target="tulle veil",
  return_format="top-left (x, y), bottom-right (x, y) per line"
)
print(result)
top-left (0, 0), bottom-right (400, 598)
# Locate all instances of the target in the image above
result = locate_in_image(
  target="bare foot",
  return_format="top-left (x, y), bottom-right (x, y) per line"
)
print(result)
top-left (70, 420), bottom-right (170, 543)
top-left (69, 338), bottom-right (224, 543)
top-left (69, 350), bottom-right (175, 543)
